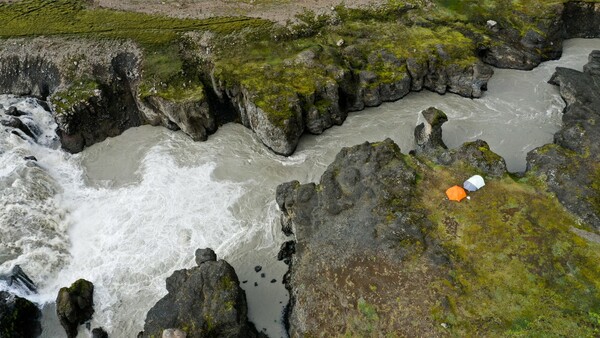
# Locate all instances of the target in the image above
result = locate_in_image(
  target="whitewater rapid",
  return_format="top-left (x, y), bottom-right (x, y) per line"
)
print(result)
top-left (0, 39), bottom-right (598, 338)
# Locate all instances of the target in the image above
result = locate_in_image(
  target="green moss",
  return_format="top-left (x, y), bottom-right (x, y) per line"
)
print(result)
top-left (0, 0), bottom-right (272, 97)
top-left (50, 78), bottom-right (100, 115)
top-left (417, 163), bottom-right (600, 336)
top-left (220, 274), bottom-right (236, 291)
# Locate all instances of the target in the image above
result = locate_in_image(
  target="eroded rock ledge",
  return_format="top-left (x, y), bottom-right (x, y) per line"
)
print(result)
top-left (0, 1), bottom-right (597, 156)
top-left (527, 50), bottom-right (600, 231)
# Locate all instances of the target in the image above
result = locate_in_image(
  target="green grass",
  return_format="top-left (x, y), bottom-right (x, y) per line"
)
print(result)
top-left (417, 161), bottom-right (600, 336)
top-left (0, 0), bottom-right (273, 101)
top-left (49, 78), bottom-right (99, 115)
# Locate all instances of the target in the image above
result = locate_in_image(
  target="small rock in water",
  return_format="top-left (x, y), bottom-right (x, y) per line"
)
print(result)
top-left (92, 327), bottom-right (109, 338)
top-left (242, 280), bottom-right (248, 284)
top-left (261, 273), bottom-right (265, 278)
top-left (6, 106), bottom-right (28, 117)
top-left (24, 156), bottom-right (37, 161)
top-left (254, 265), bottom-right (262, 272)
top-left (254, 282), bottom-right (258, 287)
top-left (270, 279), bottom-right (277, 283)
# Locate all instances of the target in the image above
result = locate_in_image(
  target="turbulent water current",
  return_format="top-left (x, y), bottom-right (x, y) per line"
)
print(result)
top-left (0, 39), bottom-right (598, 338)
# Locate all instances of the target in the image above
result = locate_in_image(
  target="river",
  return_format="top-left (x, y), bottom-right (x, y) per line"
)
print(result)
top-left (0, 38), bottom-right (598, 338)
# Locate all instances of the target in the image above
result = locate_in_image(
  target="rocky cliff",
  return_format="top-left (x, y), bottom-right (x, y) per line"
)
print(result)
top-left (277, 52), bottom-right (600, 334)
top-left (527, 50), bottom-right (600, 232)
top-left (0, 37), bottom-right (214, 153)
top-left (0, 1), bottom-right (597, 156)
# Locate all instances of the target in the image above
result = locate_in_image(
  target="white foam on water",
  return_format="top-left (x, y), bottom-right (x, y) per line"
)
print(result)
top-left (37, 142), bottom-right (251, 335)
top-left (0, 95), bottom-right (70, 290)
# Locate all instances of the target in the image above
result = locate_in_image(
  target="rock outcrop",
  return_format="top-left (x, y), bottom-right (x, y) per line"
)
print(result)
top-left (277, 139), bottom-right (443, 336)
top-left (140, 248), bottom-right (259, 338)
top-left (527, 50), bottom-right (600, 232)
top-left (278, 104), bottom-right (598, 335)
top-left (412, 107), bottom-right (507, 177)
top-left (0, 38), bottom-right (215, 153)
top-left (563, 1), bottom-right (600, 38)
top-left (56, 279), bottom-right (95, 338)
top-left (414, 106), bottom-right (448, 153)
top-left (479, 1), bottom-right (600, 70)
top-left (0, 291), bottom-right (42, 338)
top-left (0, 265), bottom-right (37, 295)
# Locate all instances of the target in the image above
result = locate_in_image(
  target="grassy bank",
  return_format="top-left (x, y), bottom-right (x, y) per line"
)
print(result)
top-left (0, 0), bottom-right (597, 120)
top-left (412, 157), bottom-right (600, 336)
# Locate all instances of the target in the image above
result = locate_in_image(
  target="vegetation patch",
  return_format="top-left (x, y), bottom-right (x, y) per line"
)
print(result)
top-left (414, 159), bottom-right (600, 336)
top-left (49, 78), bottom-right (100, 115)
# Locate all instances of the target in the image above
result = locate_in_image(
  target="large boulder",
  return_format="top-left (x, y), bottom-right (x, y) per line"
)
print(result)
top-left (0, 291), bottom-right (42, 338)
top-left (140, 248), bottom-right (259, 338)
top-left (414, 106), bottom-right (448, 153)
top-left (56, 279), bottom-right (95, 338)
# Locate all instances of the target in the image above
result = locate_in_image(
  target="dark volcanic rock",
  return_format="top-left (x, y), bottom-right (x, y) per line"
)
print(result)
top-left (56, 279), bottom-right (94, 338)
top-left (0, 265), bottom-right (37, 295)
top-left (451, 140), bottom-right (507, 177)
top-left (195, 248), bottom-right (217, 265)
top-left (412, 107), bottom-right (507, 177)
top-left (563, 2), bottom-right (600, 38)
top-left (1, 116), bottom-right (36, 140)
top-left (6, 106), bottom-right (28, 117)
top-left (91, 327), bottom-right (109, 338)
top-left (414, 107), bottom-right (448, 153)
top-left (527, 50), bottom-right (600, 231)
top-left (277, 241), bottom-right (296, 265)
top-left (277, 139), bottom-right (449, 336)
top-left (0, 291), bottom-right (42, 338)
top-left (141, 248), bottom-right (258, 338)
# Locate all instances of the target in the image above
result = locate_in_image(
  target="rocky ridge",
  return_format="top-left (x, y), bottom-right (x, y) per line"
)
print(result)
top-left (0, 1), bottom-right (597, 156)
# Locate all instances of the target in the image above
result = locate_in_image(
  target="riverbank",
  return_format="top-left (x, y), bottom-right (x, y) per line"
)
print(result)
top-left (1, 0), bottom-right (597, 156)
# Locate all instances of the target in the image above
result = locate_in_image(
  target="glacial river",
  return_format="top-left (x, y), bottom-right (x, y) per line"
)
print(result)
top-left (0, 39), bottom-right (598, 337)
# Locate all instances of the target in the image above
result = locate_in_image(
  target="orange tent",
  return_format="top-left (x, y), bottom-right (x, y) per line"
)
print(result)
top-left (446, 185), bottom-right (467, 202)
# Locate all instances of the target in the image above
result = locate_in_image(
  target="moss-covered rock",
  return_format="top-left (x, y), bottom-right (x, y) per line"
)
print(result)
top-left (56, 279), bottom-right (94, 338)
top-left (278, 136), bottom-right (600, 336)
top-left (140, 248), bottom-right (259, 338)
top-left (527, 50), bottom-right (600, 232)
top-left (0, 291), bottom-right (42, 338)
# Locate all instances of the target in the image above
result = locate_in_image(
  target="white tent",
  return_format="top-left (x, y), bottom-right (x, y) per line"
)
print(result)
top-left (463, 175), bottom-right (485, 192)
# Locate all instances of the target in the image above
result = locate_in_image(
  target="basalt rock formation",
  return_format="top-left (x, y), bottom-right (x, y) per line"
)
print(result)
top-left (0, 2), bottom-right (597, 157)
top-left (140, 248), bottom-right (259, 338)
top-left (56, 279), bottom-right (95, 338)
top-left (0, 291), bottom-right (42, 338)
top-left (527, 50), bottom-right (600, 232)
